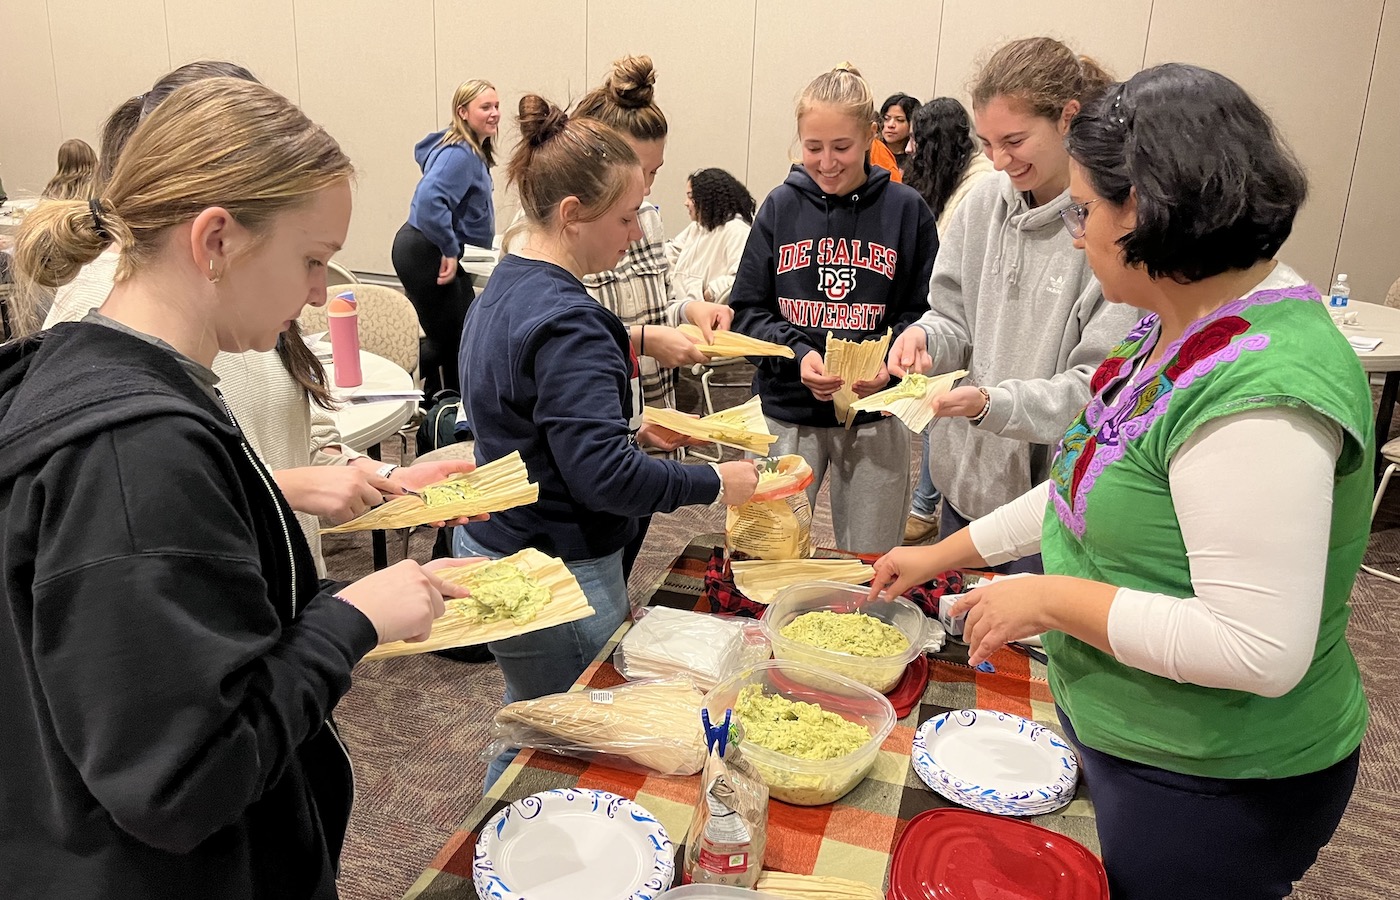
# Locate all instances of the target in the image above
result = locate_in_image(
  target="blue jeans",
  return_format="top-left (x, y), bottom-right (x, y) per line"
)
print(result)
top-left (454, 527), bottom-right (631, 792)
top-left (910, 426), bottom-right (941, 520)
top-left (939, 500), bottom-right (1043, 574)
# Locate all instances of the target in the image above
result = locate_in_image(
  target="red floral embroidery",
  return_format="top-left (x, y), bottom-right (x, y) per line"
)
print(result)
top-left (1071, 435), bottom-right (1097, 501)
top-left (1090, 357), bottom-right (1127, 395)
top-left (1165, 316), bottom-right (1250, 381)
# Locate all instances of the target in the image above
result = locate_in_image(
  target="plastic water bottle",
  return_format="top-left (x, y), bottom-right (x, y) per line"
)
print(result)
top-left (1329, 274), bottom-right (1350, 309)
top-left (328, 290), bottom-right (363, 388)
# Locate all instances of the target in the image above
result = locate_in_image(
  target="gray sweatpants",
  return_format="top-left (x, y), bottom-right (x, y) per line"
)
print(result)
top-left (765, 416), bottom-right (912, 555)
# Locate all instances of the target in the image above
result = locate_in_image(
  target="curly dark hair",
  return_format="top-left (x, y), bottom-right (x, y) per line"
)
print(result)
top-left (1066, 63), bottom-right (1306, 284)
top-left (904, 98), bottom-right (979, 221)
top-left (688, 168), bottom-right (755, 231)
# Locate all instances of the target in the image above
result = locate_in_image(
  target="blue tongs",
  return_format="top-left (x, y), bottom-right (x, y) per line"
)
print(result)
top-left (701, 708), bottom-right (732, 758)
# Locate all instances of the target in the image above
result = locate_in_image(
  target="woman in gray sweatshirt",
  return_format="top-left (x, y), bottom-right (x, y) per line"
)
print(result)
top-left (890, 37), bottom-right (1142, 571)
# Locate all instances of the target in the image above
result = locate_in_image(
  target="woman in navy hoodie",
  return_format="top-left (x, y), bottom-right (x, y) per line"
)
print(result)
top-left (393, 79), bottom-right (499, 395)
top-left (458, 95), bottom-right (760, 789)
top-left (731, 64), bottom-right (938, 554)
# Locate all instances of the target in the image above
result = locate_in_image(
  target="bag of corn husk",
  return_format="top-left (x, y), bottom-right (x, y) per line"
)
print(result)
top-left (726, 455), bottom-right (814, 561)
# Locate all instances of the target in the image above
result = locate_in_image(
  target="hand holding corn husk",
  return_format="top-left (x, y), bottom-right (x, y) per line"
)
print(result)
top-left (849, 369), bottom-right (969, 433)
top-left (825, 330), bottom-right (892, 427)
top-left (642, 395), bottom-right (777, 454)
top-left (731, 558), bottom-right (876, 605)
top-left (678, 323), bottom-right (795, 359)
top-left (321, 451), bottom-right (537, 534)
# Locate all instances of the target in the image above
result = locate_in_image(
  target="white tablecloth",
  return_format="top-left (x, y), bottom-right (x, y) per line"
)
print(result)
top-left (323, 350), bottom-right (417, 451)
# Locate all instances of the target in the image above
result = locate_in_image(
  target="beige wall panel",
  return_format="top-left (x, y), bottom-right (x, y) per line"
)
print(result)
top-left (434, 0), bottom-right (587, 237)
top-left (1336, 1), bottom-right (1400, 305)
top-left (0, 4), bottom-right (64, 197)
top-left (47, 0), bottom-right (171, 150)
top-left (164, 0), bottom-right (301, 104)
top-left (586, 1), bottom-right (757, 239)
top-left (295, 0), bottom-right (437, 274)
top-left (1143, 0), bottom-right (1384, 289)
top-left (747, 1), bottom-right (942, 209)
top-left (933, 0), bottom-right (1152, 105)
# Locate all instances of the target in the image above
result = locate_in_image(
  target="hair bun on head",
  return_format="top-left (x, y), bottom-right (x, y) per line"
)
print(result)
top-left (833, 61), bottom-right (864, 77)
top-left (518, 94), bottom-right (569, 147)
top-left (606, 54), bottom-right (657, 108)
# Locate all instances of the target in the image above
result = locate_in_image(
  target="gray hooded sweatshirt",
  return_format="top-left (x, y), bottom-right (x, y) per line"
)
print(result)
top-left (918, 172), bottom-right (1142, 519)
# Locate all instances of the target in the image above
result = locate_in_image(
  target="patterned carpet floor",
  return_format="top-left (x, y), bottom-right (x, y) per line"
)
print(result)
top-left (324, 367), bottom-right (1399, 900)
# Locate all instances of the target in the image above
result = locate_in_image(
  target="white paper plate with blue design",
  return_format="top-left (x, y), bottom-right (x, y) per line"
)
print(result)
top-left (911, 709), bottom-right (1079, 816)
top-left (473, 788), bottom-right (674, 900)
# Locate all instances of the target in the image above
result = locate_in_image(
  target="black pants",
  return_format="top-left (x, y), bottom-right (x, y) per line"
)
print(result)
top-left (1058, 710), bottom-right (1359, 900)
top-left (392, 223), bottom-right (473, 397)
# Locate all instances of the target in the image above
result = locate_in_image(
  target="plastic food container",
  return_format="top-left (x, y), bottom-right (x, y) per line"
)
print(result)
top-left (662, 886), bottom-right (785, 898)
top-left (703, 660), bottom-right (897, 806)
top-left (762, 582), bottom-right (930, 693)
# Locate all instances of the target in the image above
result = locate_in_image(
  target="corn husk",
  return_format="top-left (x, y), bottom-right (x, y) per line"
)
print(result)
top-left (731, 558), bottom-right (875, 605)
top-left (361, 548), bottom-right (592, 661)
top-left (678, 324), bottom-right (795, 359)
top-left (756, 872), bottom-right (884, 900)
top-left (849, 369), bottom-right (969, 432)
top-left (643, 395), bottom-right (777, 454)
top-left (825, 329), bottom-right (892, 428)
top-left (494, 676), bottom-right (708, 775)
top-left (321, 451), bottom-right (537, 534)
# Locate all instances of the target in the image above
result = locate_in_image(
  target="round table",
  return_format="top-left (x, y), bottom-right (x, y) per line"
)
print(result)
top-left (1339, 301), bottom-right (1400, 476)
top-left (324, 350), bottom-right (418, 452)
top-left (322, 350), bottom-right (419, 570)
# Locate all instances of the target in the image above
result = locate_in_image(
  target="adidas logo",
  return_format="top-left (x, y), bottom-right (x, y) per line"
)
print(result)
top-left (1046, 275), bottom-right (1066, 295)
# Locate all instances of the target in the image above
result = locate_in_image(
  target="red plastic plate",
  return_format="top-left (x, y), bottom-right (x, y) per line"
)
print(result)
top-left (887, 808), bottom-right (1108, 900)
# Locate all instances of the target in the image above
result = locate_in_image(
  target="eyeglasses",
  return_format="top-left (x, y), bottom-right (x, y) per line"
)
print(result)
top-left (1059, 199), bottom-right (1101, 239)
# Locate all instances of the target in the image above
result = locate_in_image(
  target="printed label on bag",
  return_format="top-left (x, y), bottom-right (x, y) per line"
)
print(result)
top-left (697, 847), bottom-right (749, 875)
top-left (589, 690), bottom-right (614, 705)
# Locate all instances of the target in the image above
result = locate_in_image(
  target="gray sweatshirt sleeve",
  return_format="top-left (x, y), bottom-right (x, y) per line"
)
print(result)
top-left (979, 282), bottom-right (1137, 443)
top-left (916, 199), bottom-right (974, 375)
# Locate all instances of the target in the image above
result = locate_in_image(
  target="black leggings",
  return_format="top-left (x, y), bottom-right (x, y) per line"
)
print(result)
top-left (392, 223), bottom-right (473, 396)
top-left (1058, 710), bottom-right (1359, 900)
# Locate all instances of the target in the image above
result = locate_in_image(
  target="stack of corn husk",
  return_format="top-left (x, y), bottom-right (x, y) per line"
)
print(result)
top-left (678, 324), bottom-right (795, 359)
top-left (731, 558), bottom-right (875, 605)
top-left (643, 395), bottom-right (777, 454)
top-left (849, 369), bottom-right (969, 432)
top-left (321, 451), bottom-right (536, 534)
top-left (361, 548), bottom-right (591, 661)
top-left (825, 329), bottom-right (892, 427)
top-left (493, 676), bottom-right (707, 775)
top-left (756, 872), bottom-right (884, 900)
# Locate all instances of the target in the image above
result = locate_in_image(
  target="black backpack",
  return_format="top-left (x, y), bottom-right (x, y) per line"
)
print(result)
top-left (416, 389), bottom-right (471, 453)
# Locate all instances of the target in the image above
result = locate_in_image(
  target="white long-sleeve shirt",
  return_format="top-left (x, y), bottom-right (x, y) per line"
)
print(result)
top-left (969, 405), bottom-right (1342, 698)
top-left (665, 215), bottom-right (752, 307)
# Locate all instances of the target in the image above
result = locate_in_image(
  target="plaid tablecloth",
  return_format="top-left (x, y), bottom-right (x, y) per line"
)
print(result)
top-left (405, 537), bottom-right (1099, 899)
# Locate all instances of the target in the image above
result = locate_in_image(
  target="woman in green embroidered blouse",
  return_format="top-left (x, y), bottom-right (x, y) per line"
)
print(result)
top-left (870, 64), bottom-right (1369, 900)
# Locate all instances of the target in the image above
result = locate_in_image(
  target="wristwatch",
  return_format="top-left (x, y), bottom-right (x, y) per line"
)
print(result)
top-left (375, 462), bottom-right (399, 480)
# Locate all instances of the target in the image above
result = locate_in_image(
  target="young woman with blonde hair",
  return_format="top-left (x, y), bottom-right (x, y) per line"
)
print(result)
top-left (730, 63), bottom-right (939, 554)
top-left (393, 78), bottom-right (500, 395)
top-left (2, 77), bottom-right (469, 898)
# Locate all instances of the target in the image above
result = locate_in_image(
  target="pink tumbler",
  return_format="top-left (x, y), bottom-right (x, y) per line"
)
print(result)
top-left (328, 291), bottom-right (363, 388)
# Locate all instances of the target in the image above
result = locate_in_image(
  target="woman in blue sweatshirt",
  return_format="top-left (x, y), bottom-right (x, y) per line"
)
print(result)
top-left (731, 64), bottom-right (939, 554)
top-left (457, 95), bottom-right (760, 789)
top-left (392, 79), bottom-right (499, 396)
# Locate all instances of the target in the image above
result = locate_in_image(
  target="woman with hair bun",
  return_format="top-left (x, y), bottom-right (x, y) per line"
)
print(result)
top-left (457, 93), bottom-right (759, 789)
top-left (874, 63), bottom-right (1368, 899)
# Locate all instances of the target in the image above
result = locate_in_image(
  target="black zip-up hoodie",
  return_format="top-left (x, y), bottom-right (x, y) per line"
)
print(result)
top-left (730, 163), bottom-right (939, 428)
top-left (0, 323), bottom-right (377, 899)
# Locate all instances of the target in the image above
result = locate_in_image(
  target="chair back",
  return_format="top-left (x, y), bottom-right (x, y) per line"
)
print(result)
top-left (1385, 277), bottom-right (1400, 310)
top-left (300, 284), bottom-right (422, 378)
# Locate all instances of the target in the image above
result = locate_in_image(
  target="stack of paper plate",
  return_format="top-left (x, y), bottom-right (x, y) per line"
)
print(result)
top-left (473, 789), bottom-right (674, 899)
top-left (911, 709), bottom-right (1079, 816)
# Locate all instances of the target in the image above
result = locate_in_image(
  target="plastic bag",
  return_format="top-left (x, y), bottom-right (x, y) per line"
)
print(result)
top-left (614, 606), bottom-right (770, 691)
top-left (685, 716), bottom-right (768, 888)
top-left (726, 456), bottom-right (815, 561)
top-left (487, 676), bottom-right (708, 776)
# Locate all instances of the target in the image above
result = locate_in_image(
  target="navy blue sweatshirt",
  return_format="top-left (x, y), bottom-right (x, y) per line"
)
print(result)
top-left (459, 255), bottom-right (720, 561)
top-left (730, 164), bottom-right (938, 427)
